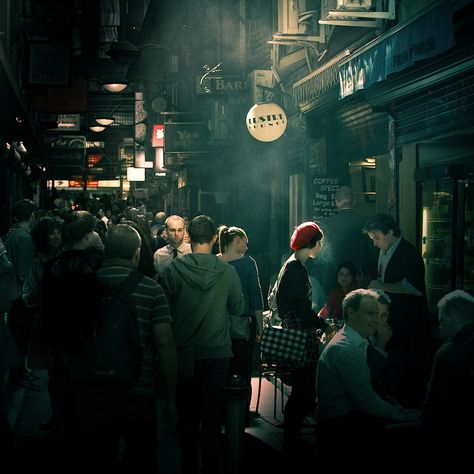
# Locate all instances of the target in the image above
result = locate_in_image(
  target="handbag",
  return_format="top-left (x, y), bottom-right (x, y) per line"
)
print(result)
top-left (229, 314), bottom-right (250, 340)
top-left (260, 326), bottom-right (307, 368)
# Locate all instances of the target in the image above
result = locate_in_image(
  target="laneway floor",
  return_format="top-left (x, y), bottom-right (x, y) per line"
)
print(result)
top-left (6, 369), bottom-right (319, 473)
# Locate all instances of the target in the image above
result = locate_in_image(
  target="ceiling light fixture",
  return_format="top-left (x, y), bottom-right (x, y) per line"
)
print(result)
top-left (101, 76), bottom-right (129, 93)
top-left (89, 124), bottom-right (106, 133)
top-left (94, 114), bottom-right (115, 126)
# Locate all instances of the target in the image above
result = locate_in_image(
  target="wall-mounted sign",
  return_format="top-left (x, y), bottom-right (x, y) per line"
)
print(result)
top-left (28, 42), bottom-right (70, 86)
top-left (246, 102), bottom-right (287, 142)
top-left (47, 134), bottom-right (86, 179)
top-left (69, 179), bottom-right (99, 188)
top-left (135, 149), bottom-right (153, 168)
top-left (164, 122), bottom-right (209, 153)
top-left (49, 135), bottom-right (86, 149)
top-left (135, 91), bottom-right (148, 123)
top-left (310, 177), bottom-right (340, 224)
top-left (197, 75), bottom-right (246, 95)
top-left (127, 167), bottom-right (146, 182)
top-left (152, 124), bottom-right (164, 147)
top-left (338, 2), bottom-right (454, 98)
top-left (135, 123), bottom-right (147, 143)
top-left (33, 80), bottom-right (88, 113)
top-left (57, 114), bottom-right (80, 131)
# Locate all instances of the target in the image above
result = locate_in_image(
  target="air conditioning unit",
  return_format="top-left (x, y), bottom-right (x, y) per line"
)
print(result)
top-left (279, 0), bottom-right (304, 34)
top-left (336, 0), bottom-right (373, 10)
top-left (320, 0), bottom-right (394, 27)
top-left (247, 70), bottom-right (273, 104)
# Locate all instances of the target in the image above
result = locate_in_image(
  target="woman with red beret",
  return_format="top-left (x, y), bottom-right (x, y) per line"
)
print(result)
top-left (275, 221), bottom-right (328, 457)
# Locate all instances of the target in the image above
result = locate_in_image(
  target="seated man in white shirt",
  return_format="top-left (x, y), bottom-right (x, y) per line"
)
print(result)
top-left (153, 215), bottom-right (191, 278)
top-left (316, 288), bottom-right (420, 463)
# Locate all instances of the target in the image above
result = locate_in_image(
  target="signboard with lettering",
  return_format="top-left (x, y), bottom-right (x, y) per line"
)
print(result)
top-left (33, 80), bottom-right (88, 113)
top-left (69, 179), bottom-right (99, 188)
top-left (196, 75), bottom-right (246, 95)
top-left (152, 124), bottom-right (164, 147)
top-left (310, 177), bottom-right (340, 224)
top-left (47, 135), bottom-right (86, 179)
top-left (28, 42), bottom-right (70, 86)
top-left (164, 122), bottom-right (209, 154)
top-left (338, 2), bottom-right (454, 98)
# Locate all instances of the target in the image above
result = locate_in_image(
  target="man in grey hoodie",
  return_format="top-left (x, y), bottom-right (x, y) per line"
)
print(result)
top-left (161, 214), bottom-right (244, 474)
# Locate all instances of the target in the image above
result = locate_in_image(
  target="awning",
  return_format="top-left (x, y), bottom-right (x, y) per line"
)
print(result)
top-left (292, 31), bottom-right (376, 108)
top-left (293, 49), bottom-right (351, 106)
top-left (338, 1), bottom-right (455, 99)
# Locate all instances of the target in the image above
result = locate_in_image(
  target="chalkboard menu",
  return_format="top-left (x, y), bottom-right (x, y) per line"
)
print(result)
top-left (310, 177), bottom-right (340, 224)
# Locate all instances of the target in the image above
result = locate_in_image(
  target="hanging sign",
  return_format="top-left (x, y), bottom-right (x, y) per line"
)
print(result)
top-left (246, 102), bottom-right (287, 142)
top-left (164, 123), bottom-right (209, 153)
top-left (152, 124), bottom-right (164, 147)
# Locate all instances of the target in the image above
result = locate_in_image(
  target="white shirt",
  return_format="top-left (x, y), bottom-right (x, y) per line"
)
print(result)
top-left (377, 236), bottom-right (402, 283)
top-left (316, 325), bottom-right (405, 422)
top-left (377, 237), bottom-right (422, 296)
top-left (153, 241), bottom-right (191, 276)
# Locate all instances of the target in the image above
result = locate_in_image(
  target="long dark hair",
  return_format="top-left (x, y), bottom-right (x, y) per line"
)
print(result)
top-left (335, 260), bottom-right (357, 281)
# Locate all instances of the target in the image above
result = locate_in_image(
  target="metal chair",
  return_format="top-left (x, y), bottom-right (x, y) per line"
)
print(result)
top-left (255, 361), bottom-right (291, 420)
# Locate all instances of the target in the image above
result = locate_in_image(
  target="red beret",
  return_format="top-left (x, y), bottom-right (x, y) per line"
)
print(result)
top-left (290, 222), bottom-right (322, 251)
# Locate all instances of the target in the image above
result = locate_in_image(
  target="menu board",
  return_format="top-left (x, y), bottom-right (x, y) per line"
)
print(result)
top-left (311, 177), bottom-right (340, 224)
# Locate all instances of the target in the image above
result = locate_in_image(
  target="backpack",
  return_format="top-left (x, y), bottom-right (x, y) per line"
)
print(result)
top-left (69, 271), bottom-right (145, 389)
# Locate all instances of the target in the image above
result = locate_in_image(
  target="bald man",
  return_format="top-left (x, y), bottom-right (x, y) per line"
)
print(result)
top-left (153, 215), bottom-right (191, 278)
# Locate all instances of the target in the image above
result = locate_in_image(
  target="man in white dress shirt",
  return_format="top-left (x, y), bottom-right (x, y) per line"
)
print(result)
top-left (153, 215), bottom-right (191, 278)
top-left (316, 288), bottom-right (420, 463)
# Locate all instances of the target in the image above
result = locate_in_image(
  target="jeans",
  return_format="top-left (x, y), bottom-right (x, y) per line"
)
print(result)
top-left (178, 358), bottom-right (229, 474)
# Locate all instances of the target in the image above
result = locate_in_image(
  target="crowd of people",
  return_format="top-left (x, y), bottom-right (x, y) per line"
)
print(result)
top-left (0, 185), bottom-right (473, 473)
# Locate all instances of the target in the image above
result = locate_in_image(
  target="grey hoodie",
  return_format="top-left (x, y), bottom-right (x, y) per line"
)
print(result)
top-left (161, 253), bottom-right (244, 360)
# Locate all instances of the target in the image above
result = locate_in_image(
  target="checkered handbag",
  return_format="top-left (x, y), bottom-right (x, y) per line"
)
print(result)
top-left (260, 326), bottom-right (307, 368)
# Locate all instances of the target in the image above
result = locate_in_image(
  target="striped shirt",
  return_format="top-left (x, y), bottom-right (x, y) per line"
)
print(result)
top-left (97, 258), bottom-right (172, 396)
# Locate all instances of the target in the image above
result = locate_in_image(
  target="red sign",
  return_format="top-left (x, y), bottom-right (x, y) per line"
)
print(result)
top-left (88, 154), bottom-right (103, 167)
top-left (152, 124), bottom-right (164, 147)
top-left (69, 179), bottom-right (99, 188)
